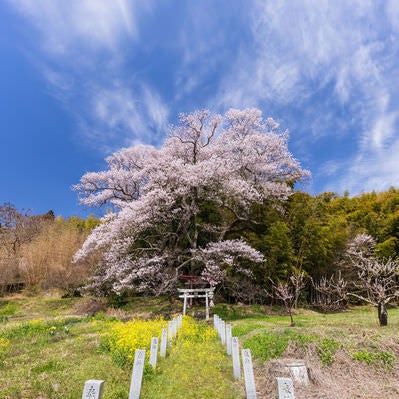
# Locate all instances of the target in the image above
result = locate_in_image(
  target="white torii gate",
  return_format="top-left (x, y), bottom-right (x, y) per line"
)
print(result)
top-left (177, 288), bottom-right (215, 320)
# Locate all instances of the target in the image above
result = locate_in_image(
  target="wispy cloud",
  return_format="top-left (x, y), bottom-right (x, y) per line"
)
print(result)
top-left (5, 0), bottom-right (399, 196)
top-left (334, 138), bottom-right (399, 195)
top-left (6, 0), bottom-right (167, 153)
top-left (217, 1), bottom-right (383, 107)
top-left (77, 82), bottom-right (169, 152)
top-left (173, 1), bottom-right (252, 108)
top-left (9, 0), bottom-right (139, 55)
top-left (214, 0), bottom-right (399, 195)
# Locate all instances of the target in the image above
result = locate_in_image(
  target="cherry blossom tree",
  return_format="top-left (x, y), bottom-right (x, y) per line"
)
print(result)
top-left (74, 108), bottom-right (308, 296)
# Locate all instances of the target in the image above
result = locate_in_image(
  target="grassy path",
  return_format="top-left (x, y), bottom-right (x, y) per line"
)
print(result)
top-left (0, 311), bottom-right (243, 398)
top-left (140, 318), bottom-right (245, 399)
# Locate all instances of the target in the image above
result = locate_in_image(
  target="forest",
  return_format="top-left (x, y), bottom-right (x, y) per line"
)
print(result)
top-left (2, 110), bottom-right (399, 324)
top-left (2, 187), bottom-right (399, 306)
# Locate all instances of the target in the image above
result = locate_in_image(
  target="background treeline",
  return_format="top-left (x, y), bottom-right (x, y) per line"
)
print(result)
top-left (218, 187), bottom-right (399, 304)
top-left (0, 202), bottom-right (100, 296)
top-left (1, 186), bottom-right (399, 302)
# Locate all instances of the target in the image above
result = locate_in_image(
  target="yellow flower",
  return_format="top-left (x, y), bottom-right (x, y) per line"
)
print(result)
top-left (102, 317), bottom-right (166, 367)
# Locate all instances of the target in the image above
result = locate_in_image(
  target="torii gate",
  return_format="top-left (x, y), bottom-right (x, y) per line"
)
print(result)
top-left (177, 287), bottom-right (215, 320)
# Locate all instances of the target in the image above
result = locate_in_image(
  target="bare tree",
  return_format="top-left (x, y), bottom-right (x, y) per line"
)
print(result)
top-left (344, 234), bottom-right (399, 326)
top-left (289, 267), bottom-right (307, 309)
top-left (267, 271), bottom-right (306, 326)
top-left (313, 272), bottom-right (348, 311)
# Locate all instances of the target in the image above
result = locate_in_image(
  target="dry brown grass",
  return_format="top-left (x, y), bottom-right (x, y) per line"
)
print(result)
top-left (254, 344), bottom-right (399, 398)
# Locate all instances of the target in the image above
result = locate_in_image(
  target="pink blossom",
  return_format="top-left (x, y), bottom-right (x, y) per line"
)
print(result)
top-left (74, 108), bottom-right (308, 295)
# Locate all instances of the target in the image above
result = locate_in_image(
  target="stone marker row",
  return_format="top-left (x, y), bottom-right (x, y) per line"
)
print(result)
top-left (213, 313), bottom-right (300, 399)
top-left (213, 314), bottom-right (257, 399)
top-left (129, 314), bottom-right (183, 399)
top-left (274, 360), bottom-right (311, 398)
top-left (82, 314), bottom-right (183, 399)
top-left (160, 328), bottom-right (167, 357)
top-left (242, 348), bottom-right (257, 399)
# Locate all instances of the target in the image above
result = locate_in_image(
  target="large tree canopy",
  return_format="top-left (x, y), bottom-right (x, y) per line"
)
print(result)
top-left (74, 108), bottom-right (309, 295)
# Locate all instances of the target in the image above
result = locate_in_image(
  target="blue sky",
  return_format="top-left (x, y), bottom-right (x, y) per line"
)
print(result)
top-left (2, 1), bottom-right (399, 217)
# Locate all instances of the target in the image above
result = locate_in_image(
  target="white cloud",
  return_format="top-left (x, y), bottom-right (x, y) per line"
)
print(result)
top-left (8, 0), bottom-right (138, 55)
top-left (81, 82), bottom-right (169, 151)
top-left (368, 110), bottom-right (397, 153)
top-left (214, 0), bottom-right (399, 195)
top-left (7, 0), bottom-right (168, 152)
top-left (319, 160), bottom-right (341, 177)
top-left (217, 1), bottom-right (381, 107)
top-left (142, 86), bottom-right (169, 134)
top-left (174, 1), bottom-right (251, 107)
top-left (335, 139), bottom-right (399, 195)
top-left (387, 0), bottom-right (399, 32)
top-left (6, 0), bottom-right (399, 197)
top-left (317, 105), bottom-right (399, 195)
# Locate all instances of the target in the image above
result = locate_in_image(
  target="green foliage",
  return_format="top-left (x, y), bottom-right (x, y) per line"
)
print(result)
top-left (212, 304), bottom-right (247, 320)
top-left (58, 214), bottom-right (101, 231)
top-left (243, 328), bottom-right (330, 364)
top-left (292, 332), bottom-right (317, 347)
top-left (353, 349), bottom-right (395, 369)
top-left (212, 304), bottom-right (267, 320)
top-left (0, 301), bottom-right (18, 317)
top-left (107, 291), bottom-right (128, 308)
top-left (1, 296), bottom-right (399, 397)
top-left (0, 317), bottom-right (82, 340)
top-left (375, 236), bottom-right (399, 258)
top-left (92, 311), bottom-right (106, 320)
top-left (260, 221), bottom-right (294, 279)
top-left (244, 330), bottom-right (291, 361)
top-left (0, 338), bottom-right (9, 366)
top-left (286, 192), bottom-right (349, 280)
top-left (31, 359), bottom-right (65, 374)
top-left (0, 313), bottom-right (130, 398)
top-left (6, 186), bottom-right (399, 302)
top-left (317, 338), bottom-right (340, 366)
top-left (232, 323), bottom-right (266, 337)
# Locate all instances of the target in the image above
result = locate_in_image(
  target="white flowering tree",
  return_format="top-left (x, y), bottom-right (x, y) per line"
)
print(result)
top-left (344, 233), bottom-right (399, 326)
top-left (73, 109), bottom-right (308, 296)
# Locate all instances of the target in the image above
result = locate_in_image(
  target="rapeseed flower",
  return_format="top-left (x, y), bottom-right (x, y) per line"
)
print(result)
top-left (102, 317), bottom-right (166, 367)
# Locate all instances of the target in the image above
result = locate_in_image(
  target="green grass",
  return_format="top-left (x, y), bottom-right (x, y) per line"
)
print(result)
top-left (228, 305), bottom-right (399, 368)
top-left (0, 301), bottom-right (19, 317)
top-left (0, 295), bottom-right (82, 319)
top-left (211, 303), bottom-right (269, 320)
top-left (0, 295), bottom-right (242, 398)
top-left (0, 316), bottom-right (131, 398)
top-left (1, 293), bottom-right (399, 397)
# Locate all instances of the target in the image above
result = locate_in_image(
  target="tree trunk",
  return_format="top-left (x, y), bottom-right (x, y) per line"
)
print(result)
top-left (378, 302), bottom-right (388, 326)
top-left (287, 305), bottom-right (296, 327)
